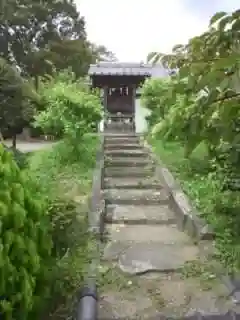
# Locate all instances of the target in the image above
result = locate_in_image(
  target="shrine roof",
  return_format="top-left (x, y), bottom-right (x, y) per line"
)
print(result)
top-left (88, 62), bottom-right (168, 78)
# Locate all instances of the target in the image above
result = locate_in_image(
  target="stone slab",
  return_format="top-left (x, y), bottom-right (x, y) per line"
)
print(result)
top-left (104, 167), bottom-right (154, 178)
top-left (118, 242), bottom-right (199, 274)
top-left (104, 177), bottom-right (163, 189)
top-left (104, 137), bottom-right (140, 144)
top-left (104, 188), bottom-right (170, 205)
top-left (104, 133), bottom-right (139, 138)
top-left (98, 290), bottom-right (158, 319)
top-left (105, 144), bottom-right (142, 150)
top-left (103, 241), bottom-right (130, 261)
top-left (105, 158), bottom-right (151, 167)
top-left (106, 224), bottom-right (192, 244)
top-left (139, 273), bottom-right (237, 316)
top-left (105, 204), bottom-right (176, 224)
top-left (105, 149), bottom-right (148, 158)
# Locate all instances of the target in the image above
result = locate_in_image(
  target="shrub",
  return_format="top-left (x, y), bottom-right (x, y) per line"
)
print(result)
top-left (2, 144), bottom-right (28, 169)
top-left (0, 144), bottom-right (52, 319)
top-left (34, 74), bottom-right (103, 143)
top-left (140, 77), bottom-right (173, 127)
top-left (144, 8), bottom-right (240, 272)
top-left (27, 134), bottom-right (99, 319)
top-left (29, 72), bottom-right (101, 318)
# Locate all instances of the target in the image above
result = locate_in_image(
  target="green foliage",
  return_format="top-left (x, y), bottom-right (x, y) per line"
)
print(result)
top-left (0, 144), bottom-right (52, 319)
top-left (2, 145), bottom-right (28, 169)
top-left (0, 0), bottom-right (115, 141)
top-left (150, 139), bottom-right (240, 272)
top-left (0, 57), bottom-right (39, 141)
top-left (1, 0), bottom-right (116, 84)
top-left (27, 135), bottom-right (99, 319)
top-left (140, 78), bottom-right (172, 127)
top-left (144, 8), bottom-right (240, 169)
top-left (144, 8), bottom-right (240, 271)
top-left (28, 134), bottom-right (99, 196)
top-left (34, 73), bottom-right (103, 141)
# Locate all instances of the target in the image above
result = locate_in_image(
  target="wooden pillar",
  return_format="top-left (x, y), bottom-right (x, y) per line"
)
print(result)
top-left (103, 86), bottom-right (108, 110)
top-left (103, 86), bottom-right (108, 131)
top-left (131, 84), bottom-right (136, 132)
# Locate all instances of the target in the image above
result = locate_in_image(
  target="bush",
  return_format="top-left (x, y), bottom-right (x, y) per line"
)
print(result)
top-left (22, 71), bottom-right (102, 318)
top-left (27, 135), bottom-right (99, 319)
top-left (149, 139), bottom-right (240, 272)
top-left (2, 144), bottom-right (28, 169)
top-left (143, 9), bottom-right (240, 272)
top-left (34, 73), bottom-right (103, 142)
top-left (0, 144), bottom-right (52, 319)
top-left (140, 77), bottom-right (174, 127)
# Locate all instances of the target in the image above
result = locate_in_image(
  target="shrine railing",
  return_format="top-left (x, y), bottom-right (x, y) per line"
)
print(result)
top-left (104, 113), bottom-right (135, 132)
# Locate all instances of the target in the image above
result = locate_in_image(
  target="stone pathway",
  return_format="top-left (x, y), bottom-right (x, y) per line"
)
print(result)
top-left (98, 134), bottom-right (239, 319)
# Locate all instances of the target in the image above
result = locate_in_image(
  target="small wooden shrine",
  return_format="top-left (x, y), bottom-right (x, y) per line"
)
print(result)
top-left (88, 62), bottom-right (167, 132)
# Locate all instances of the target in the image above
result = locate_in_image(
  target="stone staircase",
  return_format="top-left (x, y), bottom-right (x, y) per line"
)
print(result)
top-left (99, 134), bottom-right (239, 319)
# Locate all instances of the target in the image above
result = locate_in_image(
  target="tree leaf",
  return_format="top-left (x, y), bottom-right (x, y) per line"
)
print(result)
top-left (209, 11), bottom-right (227, 25)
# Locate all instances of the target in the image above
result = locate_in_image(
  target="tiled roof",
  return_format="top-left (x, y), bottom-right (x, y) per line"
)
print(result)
top-left (88, 62), bottom-right (168, 77)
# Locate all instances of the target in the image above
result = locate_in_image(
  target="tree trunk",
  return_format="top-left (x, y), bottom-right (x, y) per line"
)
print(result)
top-left (34, 76), bottom-right (39, 91)
top-left (0, 130), bottom-right (4, 143)
top-left (12, 134), bottom-right (17, 149)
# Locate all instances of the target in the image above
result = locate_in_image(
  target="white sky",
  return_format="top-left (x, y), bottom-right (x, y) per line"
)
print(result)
top-left (77, 0), bottom-right (239, 62)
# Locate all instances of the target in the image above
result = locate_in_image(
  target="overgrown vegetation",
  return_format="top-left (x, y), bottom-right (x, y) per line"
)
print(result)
top-left (0, 144), bottom-right (52, 319)
top-left (0, 0), bottom-right (115, 144)
top-left (143, 9), bottom-right (240, 273)
top-left (0, 62), bottom-right (102, 318)
top-left (0, 9), bottom-right (104, 317)
top-left (35, 71), bottom-right (103, 140)
top-left (27, 134), bottom-right (100, 320)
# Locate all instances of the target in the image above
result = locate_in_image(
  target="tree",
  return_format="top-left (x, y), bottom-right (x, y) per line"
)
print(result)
top-left (0, 0), bottom-right (87, 70)
top-left (34, 71), bottom-right (103, 142)
top-left (0, 0), bottom-right (117, 86)
top-left (90, 43), bottom-right (117, 62)
top-left (144, 9), bottom-right (240, 182)
top-left (44, 39), bottom-right (94, 79)
top-left (0, 57), bottom-right (39, 147)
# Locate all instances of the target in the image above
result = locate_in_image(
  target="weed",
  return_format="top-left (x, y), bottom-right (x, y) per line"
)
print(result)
top-left (27, 134), bottom-right (99, 319)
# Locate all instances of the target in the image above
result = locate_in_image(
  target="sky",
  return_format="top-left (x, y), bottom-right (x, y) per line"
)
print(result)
top-left (77, 0), bottom-right (239, 62)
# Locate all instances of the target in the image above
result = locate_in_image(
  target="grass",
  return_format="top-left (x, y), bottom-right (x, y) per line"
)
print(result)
top-left (26, 134), bottom-right (99, 319)
top-left (149, 137), bottom-right (240, 273)
top-left (28, 134), bottom-right (98, 198)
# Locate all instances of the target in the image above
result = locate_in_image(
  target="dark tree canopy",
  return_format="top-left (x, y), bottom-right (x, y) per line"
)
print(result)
top-left (0, 0), bottom-right (116, 144)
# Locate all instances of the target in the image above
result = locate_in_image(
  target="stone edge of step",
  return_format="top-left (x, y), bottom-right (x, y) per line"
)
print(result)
top-left (141, 140), bottom-right (214, 241)
top-left (104, 180), bottom-right (163, 189)
top-left (141, 138), bottom-right (240, 305)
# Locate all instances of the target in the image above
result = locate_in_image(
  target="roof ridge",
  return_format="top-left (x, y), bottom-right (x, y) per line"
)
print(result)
top-left (88, 62), bottom-right (168, 77)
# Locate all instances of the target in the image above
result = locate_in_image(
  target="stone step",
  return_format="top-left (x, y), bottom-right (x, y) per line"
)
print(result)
top-left (104, 143), bottom-right (142, 151)
top-left (104, 133), bottom-right (139, 138)
top-left (103, 224), bottom-right (199, 273)
top-left (104, 137), bottom-right (140, 144)
top-left (104, 177), bottom-right (163, 189)
top-left (104, 167), bottom-right (154, 178)
top-left (104, 188), bottom-right (170, 205)
top-left (105, 149), bottom-right (148, 158)
top-left (104, 158), bottom-right (151, 167)
top-left (104, 125), bottom-right (134, 133)
top-left (105, 204), bottom-right (176, 225)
